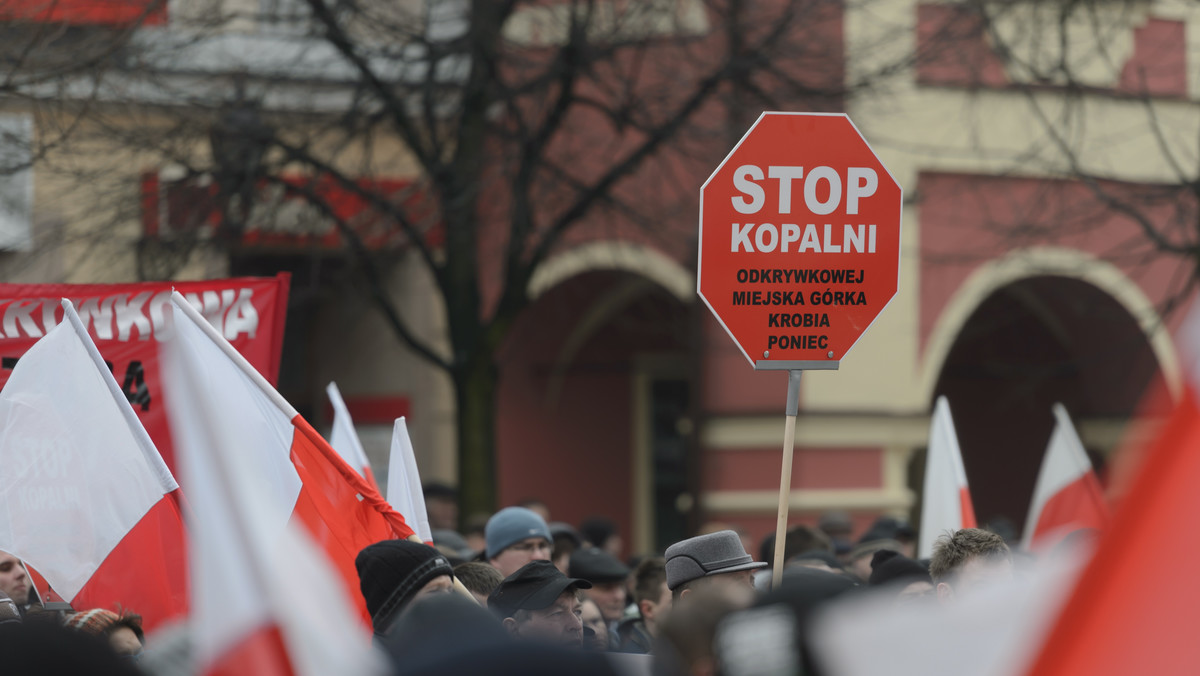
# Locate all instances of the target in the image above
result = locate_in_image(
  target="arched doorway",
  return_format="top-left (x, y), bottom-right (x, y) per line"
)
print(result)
top-left (924, 275), bottom-right (1166, 536)
top-left (496, 268), bottom-right (697, 557)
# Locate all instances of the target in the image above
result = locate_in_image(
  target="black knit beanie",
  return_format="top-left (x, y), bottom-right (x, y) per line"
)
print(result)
top-left (356, 540), bottom-right (454, 633)
top-left (867, 549), bottom-right (930, 587)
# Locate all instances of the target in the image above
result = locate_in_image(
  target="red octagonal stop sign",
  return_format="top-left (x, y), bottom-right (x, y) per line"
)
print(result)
top-left (698, 112), bottom-right (902, 368)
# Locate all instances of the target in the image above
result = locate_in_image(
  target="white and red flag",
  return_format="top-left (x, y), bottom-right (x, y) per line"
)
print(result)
top-left (0, 300), bottom-right (186, 631)
top-left (1022, 305), bottom-right (1200, 675)
top-left (387, 417), bottom-right (433, 544)
top-left (919, 396), bottom-right (977, 557)
top-left (1022, 404), bottom-right (1108, 552)
top-left (162, 291), bottom-right (412, 627)
top-left (165, 313), bottom-right (384, 676)
top-left (326, 382), bottom-right (381, 489)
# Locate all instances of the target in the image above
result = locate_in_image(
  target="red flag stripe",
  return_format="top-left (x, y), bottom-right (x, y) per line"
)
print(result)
top-left (204, 623), bottom-right (295, 676)
top-left (1027, 472), bottom-right (1106, 551)
top-left (1025, 388), bottom-right (1200, 675)
top-left (68, 491), bottom-right (188, 632)
top-left (959, 486), bottom-right (977, 529)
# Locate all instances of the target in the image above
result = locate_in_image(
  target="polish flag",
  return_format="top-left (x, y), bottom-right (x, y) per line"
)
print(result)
top-left (919, 396), bottom-right (977, 558)
top-left (163, 292), bottom-right (412, 627)
top-left (165, 316), bottom-right (385, 676)
top-left (1021, 404), bottom-right (1108, 552)
top-left (387, 417), bottom-right (433, 544)
top-left (326, 382), bottom-right (381, 489)
top-left (0, 300), bottom-right (185, 631)
top-left (1024, 307), bottom-right (1200, 675)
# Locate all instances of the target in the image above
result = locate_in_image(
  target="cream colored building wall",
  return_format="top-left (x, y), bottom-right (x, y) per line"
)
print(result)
top-left (698, 0), bottom-right (1200, 522)
top-left (824, 0), bottom-right (1200, 417)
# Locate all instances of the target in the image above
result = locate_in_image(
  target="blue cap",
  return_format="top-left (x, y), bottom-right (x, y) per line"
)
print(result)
top-left (485, 506), bottom-right (552, 559)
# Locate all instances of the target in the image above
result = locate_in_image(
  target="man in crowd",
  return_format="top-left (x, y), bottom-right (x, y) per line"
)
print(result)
top-left (569, 546), bottom-right (630, 644)
top-left (666, 530), bottom-right (766, 600)
top-left (929, 528), bottom-right (1013, 603)
top-left (616, 556), bottom-right (670, 654)
top-left (488, 560), bottom-right (591, 647)
top-left (549, 522), bottom-right (583, 575)
top-left (0, 551), bottom-right (31, 613)
top-left (356, 539), bottom-right (456, 636)
top-left (423, 482), bottom-right (459, 531)
top-left (454, 561), bottom-right (504, 606)
top-left (486, 506), bottom-right (554, 577)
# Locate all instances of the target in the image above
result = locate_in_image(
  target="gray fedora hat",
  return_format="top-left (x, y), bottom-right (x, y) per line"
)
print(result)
top-left (665, 530), bottom-right (767, 590)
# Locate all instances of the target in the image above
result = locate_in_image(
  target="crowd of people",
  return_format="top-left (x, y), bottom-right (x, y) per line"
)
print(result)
top-left (0, 482), bottom-right (1028, 676)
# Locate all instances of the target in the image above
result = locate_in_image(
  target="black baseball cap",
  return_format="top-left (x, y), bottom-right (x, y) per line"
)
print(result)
top-left (488, 561), bottom-right (592, 619)
top-left (569, 546), bottom-right (630, 583)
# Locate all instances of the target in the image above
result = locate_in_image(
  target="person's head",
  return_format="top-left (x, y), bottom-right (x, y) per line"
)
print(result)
top-left (579, 517), bottom-right (622, 558)
top-left (845, 539), bottom-right (901, 582)
top-left (489, 560), bottom-right (592, 647)
top-left (929, 528), bottom-right (1013, 602)
top-left (356, 540), bottom-right (456, 633)
top-left (578, 597), bottom-right (608, 649)
top-left (517, 498), bottom-right (551, 523)
top-left (867, 549), bottom-right (933, 604)
top-left (454, 561), bottom-right (505, 606)
top-left (666, 530), bottom-right (767, 600)
top-left (487, 507), bottom-right (554, 577)
top-left (464, 512), bottom-right (490, 553)
top-left (789, 549), bottom-right (845, 575)
top-left (423, 482), bottom-right (459, 531)
top-left (65, 609), bottom-right (146, 659)
top-left (699, 522), bottom-right (754, 559)
top-left (632, 557), bottom-right (670, 637)
top-left (657, 583), bottom-right (754, 676)
top-left (0, 551), bottom-right (30, 605)
top-left (549, 522), bottom-right (583, 575)
top-left (569, 547), bottom-right (630, 623)
top-left (783, 525), bottom-right (833, 563)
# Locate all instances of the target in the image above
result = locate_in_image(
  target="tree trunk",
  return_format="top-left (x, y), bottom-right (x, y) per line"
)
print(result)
top-left (453, 355), bottom-right (499, 523)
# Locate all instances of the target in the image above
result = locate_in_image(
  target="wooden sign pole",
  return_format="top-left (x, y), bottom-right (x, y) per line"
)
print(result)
top-left (771, 369), bottom-right (803, 589)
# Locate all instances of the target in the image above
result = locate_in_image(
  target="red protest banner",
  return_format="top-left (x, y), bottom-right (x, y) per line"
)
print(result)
top-left (0, 274), bottom-right (290, 472)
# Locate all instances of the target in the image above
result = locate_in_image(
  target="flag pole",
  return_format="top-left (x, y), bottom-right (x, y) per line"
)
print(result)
top-left (772, 369), bottom-right (803, 589)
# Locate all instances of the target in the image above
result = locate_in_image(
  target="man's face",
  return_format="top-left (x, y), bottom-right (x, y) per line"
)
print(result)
top-left (585, 580), bottom-right (626, 623)
top-left (714, 569), bottom-right (756, 593)
top-left (0, 552), bottom-right (29, 605)
top-left (937, 555), bottom-right (1013, 603)
top-left (640, 581), bottom-right (672, 636)
top-left (509, 590), bottom-right (583, 646)
top-left (491, 537), bottom-right (552, 577)
top-left (579, 598), bottom-right (608, 645)
top-left (679, 569), bottom-right (756, 600)
top-left (426, 497), bottom-right (458, 531)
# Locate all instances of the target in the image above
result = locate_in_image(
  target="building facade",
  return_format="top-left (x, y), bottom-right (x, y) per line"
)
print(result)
top-left (0, 0), bottom-right (1193, 556)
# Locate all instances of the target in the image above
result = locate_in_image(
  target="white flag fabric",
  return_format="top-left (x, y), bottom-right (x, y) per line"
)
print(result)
top-left (326, 381), bottom-right (377, 485)
top-left (919, 396), bottom-right (977, 558)
top-left (161, 292), bottom-right (412, 629)
top-left (0, 300), bottom-right (185, 629)
top-left (812, 548), bottom-right (1085, 676)
top-left (165, 298), bottom-right (384, 676)
top-left (388, 417), bottom-right (433, 543)
top-left (1022, 404), bottom-right (1107, 552)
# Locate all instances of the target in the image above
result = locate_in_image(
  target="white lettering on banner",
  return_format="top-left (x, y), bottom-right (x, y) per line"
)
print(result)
top-left (730, 165), bottom-right (878, 215)
top-left (730, 223), bottom-right (877, 254)
top-left (76, 296), bottom-right (116, 341)
top-left (0, 289), bottom-right (260, 341)
top-left (114, 292), bottom-right (154, 341)
top-left (3, 300), bottom-right (39, 338)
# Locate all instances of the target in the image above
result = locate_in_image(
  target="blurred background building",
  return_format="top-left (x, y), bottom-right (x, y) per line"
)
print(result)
top-left (0, 0), bottom-right (1191, 555)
